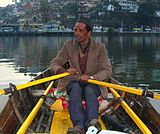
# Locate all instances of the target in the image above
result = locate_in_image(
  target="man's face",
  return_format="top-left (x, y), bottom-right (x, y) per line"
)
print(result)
top-left (74, 22), bottom-right (91, 44)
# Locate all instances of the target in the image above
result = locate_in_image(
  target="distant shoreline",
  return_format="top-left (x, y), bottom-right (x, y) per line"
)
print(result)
top-left (0, 31), bottom-right (74, 36)
top-left (0, 31), bottom-right (160, 36)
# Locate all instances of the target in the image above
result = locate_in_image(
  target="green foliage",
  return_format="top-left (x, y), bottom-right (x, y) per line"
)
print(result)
top-left (39, 0), bottom-right (51, 23)
top-left (108, 27), bottom-right (117, 34)
top-left (138, 1), bottom-right (156, 17)
top-left (137, 1), bottom-right (157, 25)
top-left (62, 3), bottom-right (79, 15)
top-left (39, 0), bottom-right (50, 12)
top-left (1, 0), bottom-right (160, 27)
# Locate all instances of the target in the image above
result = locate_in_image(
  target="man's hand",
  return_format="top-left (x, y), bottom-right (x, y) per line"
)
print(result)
top-left (66, 68), bottom-right (78, 75)
top-left (80, 74), bottom-right (89, 81)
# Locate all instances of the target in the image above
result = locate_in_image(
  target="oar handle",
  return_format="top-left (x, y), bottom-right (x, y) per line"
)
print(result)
top-left (0, 89), bottom-right (5, 95)
top-left (1, 72), bottom-right (70, 95)
top-left (0, 83), bottom-right (17, 95)
top-left (154, 93), bottom-right (160, 100)
top-left (87, 79), bottom-right (160, 100)
top-left (16, 72), bottom-right (70, 90)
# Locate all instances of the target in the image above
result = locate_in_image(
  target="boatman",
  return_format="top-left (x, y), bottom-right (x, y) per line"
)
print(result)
top-left (50, 19), bottom-right (112, 134)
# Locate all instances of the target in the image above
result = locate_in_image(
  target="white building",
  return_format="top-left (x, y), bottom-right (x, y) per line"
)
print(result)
top-left (116, 0), bottom-right (139, 13)
top-left (156, 11), bottom-right (160, 17)
top-left (107, 4), bottom-right (115, 11)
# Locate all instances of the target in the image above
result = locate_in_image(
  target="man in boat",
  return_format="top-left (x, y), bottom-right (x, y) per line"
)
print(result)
top-left (50, 19), bottom-right (112, 134)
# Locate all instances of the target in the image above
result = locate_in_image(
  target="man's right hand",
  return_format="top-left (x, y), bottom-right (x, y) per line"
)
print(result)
top-left (66, 68), bottom-right (78, 75)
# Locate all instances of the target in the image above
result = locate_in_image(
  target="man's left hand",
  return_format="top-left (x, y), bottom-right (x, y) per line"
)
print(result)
top-left (80, 74), bottom-right (89, 81)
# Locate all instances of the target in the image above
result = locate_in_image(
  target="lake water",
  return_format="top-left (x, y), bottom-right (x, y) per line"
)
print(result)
top-left (0, 35), bottom-right (160, 111)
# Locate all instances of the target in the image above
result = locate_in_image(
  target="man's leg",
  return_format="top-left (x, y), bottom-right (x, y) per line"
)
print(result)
top-left (67, 80), bottom-right (85, 128)
top-left (84, 84), bottom-right (101, 128)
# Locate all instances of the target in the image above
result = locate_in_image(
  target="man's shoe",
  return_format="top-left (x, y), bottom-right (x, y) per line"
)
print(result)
top-left (74, 126), bottom-right (86, 134)
top-left (88, 119), bottom-right (102, 131)
top-left (67, 127), bottom-right (76, 134)
top-left (67, 125), bottom-right (85, 134)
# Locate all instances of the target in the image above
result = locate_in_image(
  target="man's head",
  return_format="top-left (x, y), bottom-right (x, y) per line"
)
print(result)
top-left (74, 20), bottom-right (92, 45)
top-left (77, 20), bottom-right (92, 32)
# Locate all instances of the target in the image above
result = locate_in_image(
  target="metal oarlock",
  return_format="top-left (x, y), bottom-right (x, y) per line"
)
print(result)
top-left (4, 83), bottom-right (17, 94)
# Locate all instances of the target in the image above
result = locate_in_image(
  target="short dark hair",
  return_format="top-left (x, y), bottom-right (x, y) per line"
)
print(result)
top-left (77, 19), bottom-right (92, 32)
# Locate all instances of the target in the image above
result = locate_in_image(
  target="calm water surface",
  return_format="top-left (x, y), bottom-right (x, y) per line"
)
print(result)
top-left (0, 35), bottom-right (160, 110)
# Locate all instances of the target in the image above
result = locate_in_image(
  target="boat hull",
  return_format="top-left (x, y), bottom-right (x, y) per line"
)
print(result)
top-left (0, 68), bottom-right (160, 133)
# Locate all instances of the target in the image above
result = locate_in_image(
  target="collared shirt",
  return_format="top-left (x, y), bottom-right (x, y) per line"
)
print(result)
top-left (78, 43), bottom-right (90, 74)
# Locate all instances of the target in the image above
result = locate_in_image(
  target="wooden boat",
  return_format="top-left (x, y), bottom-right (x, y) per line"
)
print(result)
top-left (0, 68), bottom-right (160, 134)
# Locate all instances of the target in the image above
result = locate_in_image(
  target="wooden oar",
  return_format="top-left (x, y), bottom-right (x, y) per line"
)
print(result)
top-left (108, 87), bottom-right (152, 134)
top-left (0, 72), bottom-right (70, 95)
top-left (87, 79), bottom-right (160, 100)
top-left (17, 81), bottom-right (54, 134)
top-left (86, 79), bottom-right (152, 133)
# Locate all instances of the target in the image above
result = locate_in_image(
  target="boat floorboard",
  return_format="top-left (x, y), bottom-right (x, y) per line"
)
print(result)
top-left (50, 110), bottom-right (72, 134)
top-left (50, 110), bottom-right (106, 134)
top-left (50, 99), bottom-right (106, 133)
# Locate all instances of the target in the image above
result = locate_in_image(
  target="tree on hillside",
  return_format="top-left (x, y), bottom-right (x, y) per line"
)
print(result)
top-left (137, 1), bottom-right (156, 26)
top-left (60, 3), bottom-right (80, 27)
top-left (61, 3), bottom-right (79, 17)
top-left (39, 0), bottom-right (51, 23)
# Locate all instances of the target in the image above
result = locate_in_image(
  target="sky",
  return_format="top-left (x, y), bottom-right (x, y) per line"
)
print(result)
top-left (0, 0), bottom-right (14, 7)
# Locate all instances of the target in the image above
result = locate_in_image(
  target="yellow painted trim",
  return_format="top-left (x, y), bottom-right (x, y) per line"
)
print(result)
top-left (50, 111), bottom-right (72, 134)
top-left (50, 99), bottom-right (64, 111)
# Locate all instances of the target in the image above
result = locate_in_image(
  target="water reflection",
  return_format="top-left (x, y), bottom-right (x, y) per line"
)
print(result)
top-left (0, 35), bottom-right (159, 90)
top-left (107, 35), bottom-right (160, 89)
